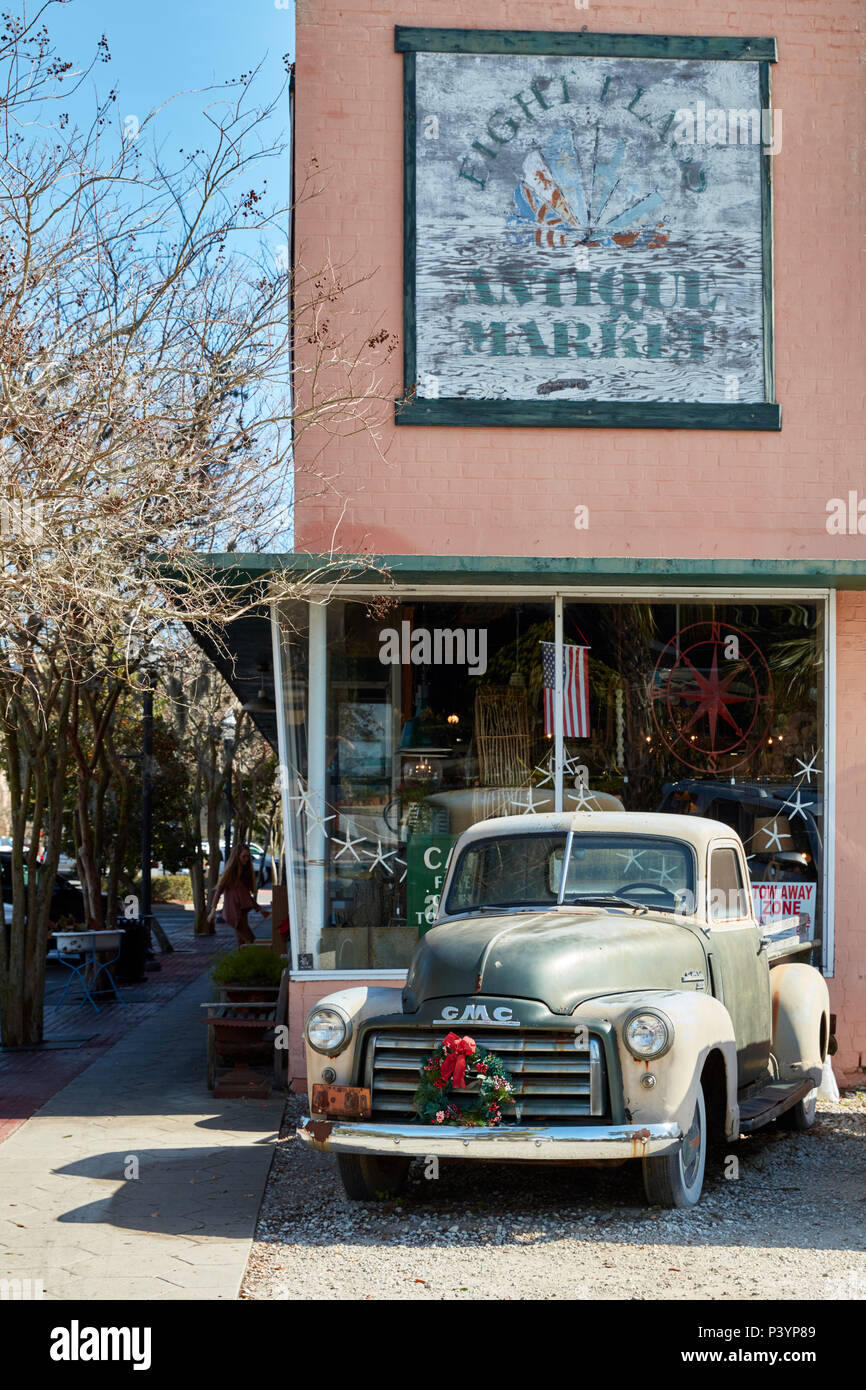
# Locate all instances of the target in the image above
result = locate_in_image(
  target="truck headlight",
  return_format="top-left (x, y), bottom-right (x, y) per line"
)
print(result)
top-left (305, 1006), bottom-right (352, 1056)
top-left (624, 1010), bottom-right (673, 1059)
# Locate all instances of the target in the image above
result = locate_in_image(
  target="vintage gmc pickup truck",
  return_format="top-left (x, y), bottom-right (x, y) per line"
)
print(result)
top-left (297, 812), bottom-right (831, 1207)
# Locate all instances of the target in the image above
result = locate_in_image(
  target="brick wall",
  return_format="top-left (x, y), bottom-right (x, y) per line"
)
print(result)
top-left (294, 0), bottom-right (863, 562)
top-left (287, 974), bottom-right (405, 1091)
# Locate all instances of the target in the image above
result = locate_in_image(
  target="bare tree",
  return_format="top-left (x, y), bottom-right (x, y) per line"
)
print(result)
top-left (166, 655), bottom-right (280, 930)
top-left (166, 655), bottom-right (237, 936)
top-left (0, 4), bottom-right (395, 1043)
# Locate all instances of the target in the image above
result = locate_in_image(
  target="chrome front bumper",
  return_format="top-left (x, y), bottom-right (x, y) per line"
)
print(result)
top-left (297, 1116), bottom-right (682, 1161)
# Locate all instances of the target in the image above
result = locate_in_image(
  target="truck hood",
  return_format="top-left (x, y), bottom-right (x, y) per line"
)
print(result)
top-left (404, 909), bottom-right (708, 1016)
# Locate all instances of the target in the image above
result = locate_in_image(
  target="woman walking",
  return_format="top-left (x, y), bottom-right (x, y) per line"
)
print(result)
top-left (208, 842), bottom-right (270, 946)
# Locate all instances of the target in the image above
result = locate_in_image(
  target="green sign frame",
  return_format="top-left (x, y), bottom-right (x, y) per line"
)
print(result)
top-left (396, 27), bottom-right (780, 431)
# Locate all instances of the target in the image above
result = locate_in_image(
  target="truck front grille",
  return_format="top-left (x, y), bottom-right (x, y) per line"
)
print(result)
top-left (362, 1028), bottom-right (607, 1123)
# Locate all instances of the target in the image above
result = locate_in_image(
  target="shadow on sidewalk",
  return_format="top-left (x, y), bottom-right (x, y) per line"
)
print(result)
top-left (52, 1143), bottom-right (279, 1239)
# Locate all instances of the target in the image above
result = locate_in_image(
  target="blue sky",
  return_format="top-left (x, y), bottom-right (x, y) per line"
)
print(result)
top-left (39, 0), bottom-right (297, 545)
top-left (46, 0), bottom-right (294, 206)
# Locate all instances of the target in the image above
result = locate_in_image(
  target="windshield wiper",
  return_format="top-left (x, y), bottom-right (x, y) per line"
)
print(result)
top-left (473, 902), bottom-right (548, 912)
top-left (566, 894), bottom-right (649, 915)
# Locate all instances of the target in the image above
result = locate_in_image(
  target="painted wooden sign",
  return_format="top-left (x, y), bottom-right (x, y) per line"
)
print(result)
top-left (397, 30), bottom-right (779, 430)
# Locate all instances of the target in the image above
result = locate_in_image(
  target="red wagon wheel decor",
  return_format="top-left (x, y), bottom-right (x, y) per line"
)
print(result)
top-left (651, 622), bottom-right (774, 775)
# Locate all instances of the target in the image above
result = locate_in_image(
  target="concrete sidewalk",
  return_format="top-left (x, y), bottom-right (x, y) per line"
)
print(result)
top-left (0, 965), bottom-right (284, 1300)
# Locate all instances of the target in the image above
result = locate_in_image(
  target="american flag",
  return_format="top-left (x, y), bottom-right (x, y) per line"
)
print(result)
top-left (542, 642), bottom-right (590, 738)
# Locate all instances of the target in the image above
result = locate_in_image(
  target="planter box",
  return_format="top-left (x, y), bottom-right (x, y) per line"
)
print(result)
top-left (210, 1019), bottom-right (273, 1060)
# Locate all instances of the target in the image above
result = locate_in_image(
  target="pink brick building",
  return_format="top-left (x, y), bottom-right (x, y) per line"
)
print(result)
top-left (213, 3), bottom-right (866, 1089)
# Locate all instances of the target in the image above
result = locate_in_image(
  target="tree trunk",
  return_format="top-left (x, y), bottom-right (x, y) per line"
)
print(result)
top-left (206, 739), bottom-right (224, 907)
top-left (189, 851), bottom-right (211, 935)
top-left (0, 678), bottom-right (72, 1046)
top-left (68, 686), bottom-right (116, 931)
top-left (104, 735), bottom-right (130, 929)
top-left (1, 714), bottom-right (29, 1044)
top-left (73, 780), bottom-right (104, 930)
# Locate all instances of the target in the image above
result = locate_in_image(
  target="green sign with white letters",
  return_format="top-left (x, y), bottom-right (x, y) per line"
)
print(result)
top-left (406, 833), bottom-right (458, 935)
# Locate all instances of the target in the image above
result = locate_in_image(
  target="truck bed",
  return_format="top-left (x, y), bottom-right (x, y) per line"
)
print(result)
top-left (762, 916), bottom-right (820, 966)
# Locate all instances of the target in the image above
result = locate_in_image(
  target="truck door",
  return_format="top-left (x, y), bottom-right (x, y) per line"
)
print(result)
top-left (706, 842), bottom-right (771, 1089)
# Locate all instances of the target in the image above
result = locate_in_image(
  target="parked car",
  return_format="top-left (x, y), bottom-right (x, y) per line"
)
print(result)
top-left (213, 840), bottom-right (274, 885)
top-left (297, 811), bottom-right (830, 1208)
top-left (0, 852), bottom-right (107, 935)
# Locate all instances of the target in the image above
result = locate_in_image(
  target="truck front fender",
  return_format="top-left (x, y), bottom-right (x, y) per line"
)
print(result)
top-left (771, 963), bottom-right (829, 1088)
top-left (303, 985), bottom-right (403, 1095)
top-left (574, 990), bottom-right (739, 1140)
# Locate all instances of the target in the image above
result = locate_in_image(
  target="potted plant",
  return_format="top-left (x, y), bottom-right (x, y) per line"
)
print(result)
top-left (211, 946), bottom-right (284, 1003)
top-left (205, 947), bottom-right (287, 1093)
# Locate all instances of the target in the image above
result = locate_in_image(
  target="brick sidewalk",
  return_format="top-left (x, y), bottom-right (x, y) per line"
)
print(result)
top-left (0, 902), bottom-right (271, 1146)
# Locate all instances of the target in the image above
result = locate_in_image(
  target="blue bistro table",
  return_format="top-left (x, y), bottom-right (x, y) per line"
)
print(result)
top-left (52, 929), bottom-right (127, 1013)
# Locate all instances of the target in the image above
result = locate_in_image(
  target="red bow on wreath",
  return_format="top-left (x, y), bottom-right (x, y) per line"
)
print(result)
top-left (439, 1033), bottom-right (476, 1089)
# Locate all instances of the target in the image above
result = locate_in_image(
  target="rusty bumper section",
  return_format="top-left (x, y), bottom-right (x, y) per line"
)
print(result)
top-left (297, 1116), bottom-right (682, 1160)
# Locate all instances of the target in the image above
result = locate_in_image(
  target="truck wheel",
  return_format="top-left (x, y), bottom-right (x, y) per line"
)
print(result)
top-left (642, 1083), bottom-right (707, 1209)
top-left (778, 1087), bottom-right (818, 1132)
top-left (337, 1153), bottom-right (411, 1201)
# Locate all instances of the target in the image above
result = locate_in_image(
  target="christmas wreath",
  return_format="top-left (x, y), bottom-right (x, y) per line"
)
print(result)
top-left (413, 1032), bottom-right (515, 1127)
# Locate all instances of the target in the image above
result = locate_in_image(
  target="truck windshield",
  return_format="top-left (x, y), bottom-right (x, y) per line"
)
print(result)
top-left (445, 832), bottom-right (695, 915)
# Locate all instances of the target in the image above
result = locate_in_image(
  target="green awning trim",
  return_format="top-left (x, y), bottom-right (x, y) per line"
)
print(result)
top-left (195, 553), bottom-right (866, 589)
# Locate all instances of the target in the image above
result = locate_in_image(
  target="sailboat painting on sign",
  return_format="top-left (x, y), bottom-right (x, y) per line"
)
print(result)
top-left (507, 126), bottom-right (670, 251)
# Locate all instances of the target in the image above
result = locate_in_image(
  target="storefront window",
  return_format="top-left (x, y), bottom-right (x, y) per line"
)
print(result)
top-left (280, 595), bottom-right (825, 972)
top-left (563, 600), bottom-right (824, 943)
top-left (317, 599), bottom-right (554, 968)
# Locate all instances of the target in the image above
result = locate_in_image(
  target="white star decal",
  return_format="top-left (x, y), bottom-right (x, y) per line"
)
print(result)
top-left (651, 856), bottom-right (678, 888)
top-left (566, 783), bottom-right (596, 811)
top-left (332, 822), bottom-right (365, 862)
top-left (761, 820), bottom-right (791, 852)
top-left (363, 839), bottom-right (398, 871)
top-left (795, 751), bottom-right (821, 783)
top-left (532, 752), bottom-right (556, 787)
top-left (616, 848), bottom-right (646, 872)
top-left (781, 789), bottom-right (810, 823)
top-left (289, 775), bottom-right (314, 817)
top-left (532, 752), bottom-right (585, 790)
top-left (511, 787), bottom-right (545, 815)
top-left (291, 778), bottom-right (334, 835)
top-left (392, 855), bottom-right (407, 884)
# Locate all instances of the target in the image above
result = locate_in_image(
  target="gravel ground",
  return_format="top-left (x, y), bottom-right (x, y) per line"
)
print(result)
top-left (242, 1089), bottom-right (866, 1300)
